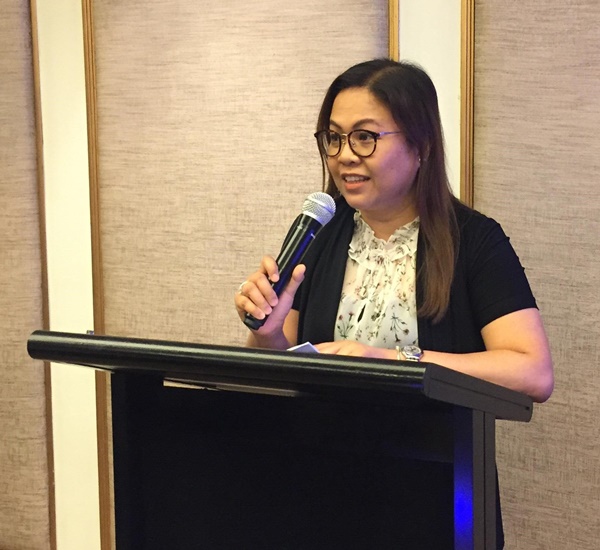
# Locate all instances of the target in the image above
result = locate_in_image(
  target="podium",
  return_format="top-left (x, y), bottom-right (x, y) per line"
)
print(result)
top-left (28, 330), bottom-right (532, 550)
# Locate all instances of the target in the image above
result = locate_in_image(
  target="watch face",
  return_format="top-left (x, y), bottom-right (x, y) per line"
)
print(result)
top-left (402, 345), bottom-right (423, 360)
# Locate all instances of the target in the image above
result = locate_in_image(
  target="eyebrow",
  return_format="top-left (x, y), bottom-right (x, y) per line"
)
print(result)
top-left (329, 118), bottom-right (381, 130)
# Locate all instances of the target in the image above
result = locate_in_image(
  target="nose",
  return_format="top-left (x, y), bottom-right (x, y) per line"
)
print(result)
top-left (337, 135), bottom-right (360, 163)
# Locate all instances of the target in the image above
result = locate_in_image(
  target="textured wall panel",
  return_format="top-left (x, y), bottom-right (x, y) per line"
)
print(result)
top-left (474, 1), bottom-right (600, 548)
top-left (92, 0), bottom-right (388, 344)
top-left (0, 0), bottom-right (50, 547)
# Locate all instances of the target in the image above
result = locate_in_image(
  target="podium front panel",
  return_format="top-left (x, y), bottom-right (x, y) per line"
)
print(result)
top-left (113, 373), bottom-right (455, 549)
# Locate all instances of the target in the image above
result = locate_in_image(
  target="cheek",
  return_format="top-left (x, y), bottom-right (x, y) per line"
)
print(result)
top-left (379, 153), bottom-right (419, 183)
top-left (324, 160), bottom-right (342, 192)
top-left (326, 159), bottom-right (341, 181)
top-left (374, 157), bottom-right (405, 181)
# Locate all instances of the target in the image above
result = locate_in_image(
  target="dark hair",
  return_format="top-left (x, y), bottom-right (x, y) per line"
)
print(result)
top-left (316, 58), bottom-right (458, 322)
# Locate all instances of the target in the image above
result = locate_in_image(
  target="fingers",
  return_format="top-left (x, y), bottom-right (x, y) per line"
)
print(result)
top-left (262, 264), bottom-right (305, 327)
top-left (259, 255), bottom-right (280, 284)
top-left (279, 264), bottom-right (306, 299)
top-left (234, 256), bottom-right (279, 323)
top-left (314, 341), bottom-right (344, 355)
top-left (315, 341), bottom-right (386, 359)
top-left (235, 276), bottom-right (276, 322)
top-left (324, 342), bottom-right (364, 356)
top-left (234, 259), bottom-right (306, 330)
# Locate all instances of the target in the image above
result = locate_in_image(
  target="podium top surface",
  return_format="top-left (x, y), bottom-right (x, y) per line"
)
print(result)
top-left (27, 330), bottom-right (533, 421)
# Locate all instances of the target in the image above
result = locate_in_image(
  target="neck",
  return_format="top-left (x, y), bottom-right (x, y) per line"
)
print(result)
top-left (359, 203), bottom-right (418, 240)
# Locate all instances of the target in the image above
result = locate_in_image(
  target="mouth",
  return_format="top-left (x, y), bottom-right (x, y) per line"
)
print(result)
top-left (341, 174), bottom-right (370, 188)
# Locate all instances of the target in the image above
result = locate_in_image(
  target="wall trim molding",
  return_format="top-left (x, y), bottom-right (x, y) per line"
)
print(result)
top-left (29, 0), bottom-right (56, 547)
top-left (389, 0), bottom-right (399, 60)
top-left (81, 0), bottom-right (112, 547)
top-left (460, 0), bottom-right (475, 206)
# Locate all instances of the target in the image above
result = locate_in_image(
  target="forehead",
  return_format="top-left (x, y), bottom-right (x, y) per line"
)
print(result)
top-left (330, 87), bottom-right (395, 128)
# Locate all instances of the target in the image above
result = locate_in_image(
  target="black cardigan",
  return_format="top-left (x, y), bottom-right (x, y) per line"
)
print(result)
top-left (292, 197), bottom-right (537, 351)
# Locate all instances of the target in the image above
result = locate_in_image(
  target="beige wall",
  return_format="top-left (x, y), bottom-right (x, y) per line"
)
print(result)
top-left (0, 1), bottom-right (51, 548)
top-left (93, 0), bottom-right (389, 346)
top-left (474, 1), bottom-right (600, 548)
top-left (3, 0), bottom-right (599, 548)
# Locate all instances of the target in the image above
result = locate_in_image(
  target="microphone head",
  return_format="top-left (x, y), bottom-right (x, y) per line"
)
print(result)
top-left (302, 192), bottom-right (336, 226)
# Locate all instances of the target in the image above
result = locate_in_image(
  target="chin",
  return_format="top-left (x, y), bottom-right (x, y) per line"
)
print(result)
top-left (341, 196), bottom-right (363, 211)
top-left (340, 189), bottom-right (368, 207)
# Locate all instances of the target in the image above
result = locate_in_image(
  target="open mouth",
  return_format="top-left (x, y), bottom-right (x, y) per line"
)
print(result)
top-left (342, 176), bottom-right (369, 193)
top-left (343, 175), bottom-right (369, 184)
top-left (342, 174), bottom-right (371, 190)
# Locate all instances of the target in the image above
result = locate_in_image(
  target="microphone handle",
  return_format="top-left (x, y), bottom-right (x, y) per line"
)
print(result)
top-left (243, 215), bottom-right (322, 331)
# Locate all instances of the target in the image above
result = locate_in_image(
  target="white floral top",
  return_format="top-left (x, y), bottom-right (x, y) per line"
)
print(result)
top-left (334, 212), bottom-right (420, 348)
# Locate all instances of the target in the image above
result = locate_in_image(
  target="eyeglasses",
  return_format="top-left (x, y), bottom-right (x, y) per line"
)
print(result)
top-left (314, 129), bottom-right (403, 158)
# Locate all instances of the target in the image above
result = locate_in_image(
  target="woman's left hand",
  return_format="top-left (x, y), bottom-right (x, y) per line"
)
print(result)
top-left (315, 340), bottom-right (395, 360)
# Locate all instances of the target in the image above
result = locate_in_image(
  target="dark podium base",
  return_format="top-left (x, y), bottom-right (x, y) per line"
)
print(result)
top-left (115, 374), bottom-right (454, 550)
top-left (28, 331), bottom-right (531, 549)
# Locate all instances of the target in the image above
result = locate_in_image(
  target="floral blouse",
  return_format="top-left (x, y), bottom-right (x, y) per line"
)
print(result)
top-left (334, 212), bottom-right (420, 348)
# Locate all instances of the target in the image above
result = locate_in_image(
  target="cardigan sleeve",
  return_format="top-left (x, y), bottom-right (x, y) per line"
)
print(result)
top-left (418, 203), bottom-right (538, 354)
top-left (459, 207), bottom-right (538, 331)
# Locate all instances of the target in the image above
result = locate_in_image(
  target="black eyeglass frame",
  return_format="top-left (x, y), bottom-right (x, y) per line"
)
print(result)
top-left (314, 129), bottom-right (403, 158)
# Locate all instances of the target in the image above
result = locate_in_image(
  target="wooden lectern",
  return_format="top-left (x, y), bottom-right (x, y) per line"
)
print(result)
top-left (28, 330), bottom-right (532, 550)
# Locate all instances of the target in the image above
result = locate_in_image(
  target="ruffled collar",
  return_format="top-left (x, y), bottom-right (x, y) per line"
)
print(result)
top-left (348, 211), bottom-right (420, 263)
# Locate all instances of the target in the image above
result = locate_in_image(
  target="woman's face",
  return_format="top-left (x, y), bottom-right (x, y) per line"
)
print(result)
top-left (326, 87), bottom-right (420, 227)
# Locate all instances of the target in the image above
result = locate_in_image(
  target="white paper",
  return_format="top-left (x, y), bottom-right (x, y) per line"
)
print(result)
top-left (287, 342), bottom-right (319, 353)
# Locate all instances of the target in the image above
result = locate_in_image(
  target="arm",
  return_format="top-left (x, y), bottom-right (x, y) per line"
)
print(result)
top-left (316, 308), bottom-right (554, 403)
top-left (421, 209), bottom-right (553, 401)
top-left (422, 308), bottom-right (553, 402)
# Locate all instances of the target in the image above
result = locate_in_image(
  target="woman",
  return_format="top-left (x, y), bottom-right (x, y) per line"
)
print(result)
top-left (234, 58), bottom-right (553, 404)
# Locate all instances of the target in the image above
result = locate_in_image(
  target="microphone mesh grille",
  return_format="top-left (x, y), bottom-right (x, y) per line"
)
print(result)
top-left (302, 192), bottom-right (336, 225)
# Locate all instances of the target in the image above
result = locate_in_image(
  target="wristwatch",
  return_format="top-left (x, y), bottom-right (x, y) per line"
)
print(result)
top-left (397, 345), bottom-right (423, 362)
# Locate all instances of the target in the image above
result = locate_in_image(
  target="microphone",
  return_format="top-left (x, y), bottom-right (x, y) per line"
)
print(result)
top-left (243, 192), bottom-right (336, 330)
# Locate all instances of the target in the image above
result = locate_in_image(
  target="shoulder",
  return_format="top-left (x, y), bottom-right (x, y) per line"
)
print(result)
top-left (449, 199), bottom-right (537, 326)
top-left (453, 199), bottom-right (503, 235)
top-left (451, 199), bottom-right (510, 256)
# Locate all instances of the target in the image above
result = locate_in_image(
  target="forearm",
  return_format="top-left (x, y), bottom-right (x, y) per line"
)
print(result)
top-left (421, 348), bottom-right (553, 403)
top-left (245, 330), bottom-right (291, 350)
top-left (365, 344), bottom-right (553, 402)
top-left (316, 336), bottom-right (553, 402)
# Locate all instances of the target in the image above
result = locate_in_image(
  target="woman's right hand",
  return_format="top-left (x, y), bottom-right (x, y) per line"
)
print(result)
top-left (234, 255), bottom-right (305, 337)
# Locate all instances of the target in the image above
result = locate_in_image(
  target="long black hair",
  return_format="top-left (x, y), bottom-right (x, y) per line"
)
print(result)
top-left (316, 59), bottom-right (458, 321)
